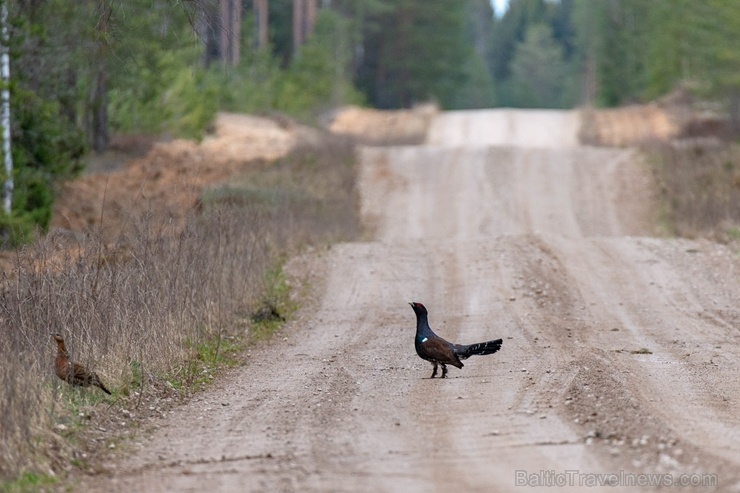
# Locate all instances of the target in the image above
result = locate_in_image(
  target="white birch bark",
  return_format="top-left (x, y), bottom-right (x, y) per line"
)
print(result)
top-left (1, 3), bottom-right (12, 216)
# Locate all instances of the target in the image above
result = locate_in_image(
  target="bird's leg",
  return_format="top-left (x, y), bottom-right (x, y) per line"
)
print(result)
top-left (441, 364), bottom-right (448, 378)
top-left (430, 363), bottom-right (438, 378)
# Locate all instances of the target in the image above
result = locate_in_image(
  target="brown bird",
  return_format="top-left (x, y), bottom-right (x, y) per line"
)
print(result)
top-left (52, 333), bottom-right (111, 395)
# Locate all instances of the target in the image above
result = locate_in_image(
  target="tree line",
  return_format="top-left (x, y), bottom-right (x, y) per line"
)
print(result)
top-left (1, 0), bottom-right (738, 244)
top-left (489, 0), bottom-right (739, 111)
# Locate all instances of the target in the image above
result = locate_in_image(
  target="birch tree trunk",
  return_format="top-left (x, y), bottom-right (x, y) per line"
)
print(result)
top-left (1, 3), bottom-right (11, 216)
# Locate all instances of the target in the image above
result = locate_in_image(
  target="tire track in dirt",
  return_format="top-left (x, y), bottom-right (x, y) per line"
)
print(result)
top-left (543, 236), bottom-right (740, 475)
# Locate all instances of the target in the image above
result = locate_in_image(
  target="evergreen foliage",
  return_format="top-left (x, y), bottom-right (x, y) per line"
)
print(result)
top-left (355, 0), bottom-right (476, 109)
top-left (507, 23), bottom-right (567, 108)
top-left (488, 0), bottom-right (579, 108)
top-left (574, 0), bottom-right (740, 109)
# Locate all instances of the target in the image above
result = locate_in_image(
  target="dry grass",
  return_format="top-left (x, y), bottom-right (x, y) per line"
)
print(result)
top-left (327, 104), bottom-right (436, 146)
top-left (0, 133), bottom-right (359, 483)
top-left (579, 105), bottom-right (681, 147)
top-left (648, 140), bottom-right (740, 242)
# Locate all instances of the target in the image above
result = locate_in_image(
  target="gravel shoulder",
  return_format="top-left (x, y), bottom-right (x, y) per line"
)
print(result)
top-left (86, 109), bottom-right (740, 492)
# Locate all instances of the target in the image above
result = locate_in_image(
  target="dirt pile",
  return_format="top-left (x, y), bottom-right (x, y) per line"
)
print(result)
top-left (328, 104), bottom-right (437, 145)
top-left (579, 89), bottom-right (734, 147)
top-left (579, 104), bottom-right (680, 147)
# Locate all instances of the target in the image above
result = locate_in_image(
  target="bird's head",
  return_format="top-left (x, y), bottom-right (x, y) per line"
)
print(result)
top-left (50, 333), bottom-right (64, 344)
top-left (408, 302), bottom-right (428, 316)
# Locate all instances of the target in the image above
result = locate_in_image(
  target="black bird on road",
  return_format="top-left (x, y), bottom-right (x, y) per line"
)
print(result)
top-left (409, 302), bottom-right (502, 378)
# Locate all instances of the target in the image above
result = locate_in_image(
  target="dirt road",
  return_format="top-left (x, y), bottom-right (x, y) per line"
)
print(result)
top-left (93, 110), bottom-right (740, 492)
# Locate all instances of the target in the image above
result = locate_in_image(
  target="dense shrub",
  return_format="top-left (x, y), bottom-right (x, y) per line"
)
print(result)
top-left (0, 89), bottom-right (86, 246)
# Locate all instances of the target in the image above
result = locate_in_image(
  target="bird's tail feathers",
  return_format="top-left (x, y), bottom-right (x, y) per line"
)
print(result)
top-left (455, 338), bottom-right (503, 359)
top-left (91, 373), bottom-right (112, 395)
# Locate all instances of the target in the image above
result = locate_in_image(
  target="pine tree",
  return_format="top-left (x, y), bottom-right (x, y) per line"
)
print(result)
top-left (357, 0), bottom-right (474, 109)
top-left (508, 23), bottom-right (567, 108)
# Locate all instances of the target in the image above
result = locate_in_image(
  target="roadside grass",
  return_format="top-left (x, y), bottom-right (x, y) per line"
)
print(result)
top-left (0, 132), bottom-right (359, 484)
top-left (647, 141), bottom-right (740, 245)
top-left (171, 335), bottom-right (244, 391)
top-left (0, 471), bottom-right (56, 493)
top-left (248, 261), bottom-right (298, 343)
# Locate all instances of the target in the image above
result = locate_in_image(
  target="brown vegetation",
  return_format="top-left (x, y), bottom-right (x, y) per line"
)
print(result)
top-left (0, 128), bottom-right (359, 482)
top-left (579, 103), bottom-right (681, 147)
top-left (579, 89), bottom-right (737, 148)
top-left (327, 104), bottom-right (437, 145)
top-left (49, 113), bottom-right (298, 242)
top-left (648, 141), bottom-right (740, 242)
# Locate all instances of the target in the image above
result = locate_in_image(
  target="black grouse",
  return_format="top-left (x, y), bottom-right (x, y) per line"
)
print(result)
top-left (409, 302), bottom-right (502, 378)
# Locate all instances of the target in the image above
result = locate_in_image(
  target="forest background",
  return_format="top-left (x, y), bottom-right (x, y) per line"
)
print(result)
top-left (0, 0), bottom-right (738, 244)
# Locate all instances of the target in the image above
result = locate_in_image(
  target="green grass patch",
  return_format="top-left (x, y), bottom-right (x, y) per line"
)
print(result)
top-left (0, 472), bottom-right (57, 493)
top-left (168, 334), bottom-right (244, 390)
top-left (117, 360), bottom-right (143, 397)
top-left (249, 262), bottom-right (297, 343)
top-left (196, 335), bottom-right (241, 368)
top-left (727, 227), bottom-right (740, 240)
top-left (55, 385), bottom-right (111, 424)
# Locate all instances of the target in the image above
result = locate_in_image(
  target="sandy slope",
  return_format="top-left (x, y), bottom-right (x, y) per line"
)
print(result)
top-left (88, 109), bottom-right (740, 492)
